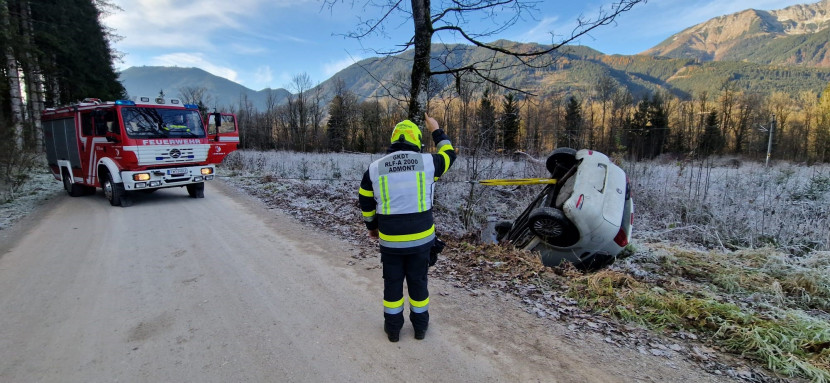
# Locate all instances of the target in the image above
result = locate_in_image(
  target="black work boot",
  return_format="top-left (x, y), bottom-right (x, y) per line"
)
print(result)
top-left (414, 326), bottom-right (427, 340)
top-left (384, 324), bottom-right (400, 342)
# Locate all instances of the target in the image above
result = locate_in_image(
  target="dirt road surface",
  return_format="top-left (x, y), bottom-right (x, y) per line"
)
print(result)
top-left (0, 182), bottom-right (734, 382)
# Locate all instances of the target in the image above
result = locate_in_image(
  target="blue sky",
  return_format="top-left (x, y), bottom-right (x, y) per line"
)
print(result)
top-left (102, 0), bottom-right (812, 91)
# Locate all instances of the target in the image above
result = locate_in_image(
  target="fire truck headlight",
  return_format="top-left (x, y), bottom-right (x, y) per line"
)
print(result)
top-left (193, 176), bottom-right (204, 182)
top-left (135, 182), bottom-right (147, 188)
top-left (149, 181), bottom-right (162, 187)
top-left (133, 173), bottom-right (151, 181)
top-left (201, 167), bottom-right (214, 175)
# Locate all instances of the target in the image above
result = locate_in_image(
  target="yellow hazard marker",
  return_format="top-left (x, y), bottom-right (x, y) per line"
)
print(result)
top-left (471, 178), bottom-right (558, 186)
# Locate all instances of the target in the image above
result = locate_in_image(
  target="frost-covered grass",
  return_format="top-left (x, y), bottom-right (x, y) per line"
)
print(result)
top-left (0, 169), bottom-right (62, 231)
top-left (222, 150), bottom-right (830, 254)
top-left (220, 149), bottom-right (830, 380)
top-left (221, 149), bottom-right (546, 238)
top-left (624, 158), bottom-right (830, 255)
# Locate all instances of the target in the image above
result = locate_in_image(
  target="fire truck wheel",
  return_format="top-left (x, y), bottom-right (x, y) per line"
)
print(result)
top-left (103, 171), bottom-right (127, 206)
top-left (62, 170), bottom-right (84, 197)
top-left (186, 182), bottom-right (205, 198)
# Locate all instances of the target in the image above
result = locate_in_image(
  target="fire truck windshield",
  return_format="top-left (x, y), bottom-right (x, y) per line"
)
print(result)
top-left (121, 107), bottom-right (205, 139)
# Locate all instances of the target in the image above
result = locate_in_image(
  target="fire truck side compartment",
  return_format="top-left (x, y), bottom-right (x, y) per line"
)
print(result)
top-left (43, 117), bottom-right (82, 170)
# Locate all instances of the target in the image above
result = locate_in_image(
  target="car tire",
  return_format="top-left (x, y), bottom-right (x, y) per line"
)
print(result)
top-left (103, 171), bottom-right (127, 207)
top-left (546, 147), bottom-right (577, 178)
top-left (527, 207), bottom-right (578, 247)
top-left (186, 182), bottom-right (205, 198)
top-left (62, 169), bottom-right (84, 197)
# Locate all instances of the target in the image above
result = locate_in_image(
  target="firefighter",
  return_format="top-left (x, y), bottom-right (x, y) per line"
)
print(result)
top-left (358, 113), bottom-right (456, 342)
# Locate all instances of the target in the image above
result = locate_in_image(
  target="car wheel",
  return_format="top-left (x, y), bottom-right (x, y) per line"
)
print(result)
top-left (103, 171), bottom-right (128, 207)
top-left (62, 169), bottom-right (84, 197)
top-left (186, 182), bottom-right (205, 198)
top-left (546, 147), bottom-right (577, 178)
top-left (527, 207), bottom-right (578, 247)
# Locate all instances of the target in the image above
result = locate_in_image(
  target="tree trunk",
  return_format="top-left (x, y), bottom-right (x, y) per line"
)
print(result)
top-left (20, 0), bottom-right (43, 150)
top-left (2, 0), bottom-right (24, 149)
top-left (408, 0), bottom-right (432, 125)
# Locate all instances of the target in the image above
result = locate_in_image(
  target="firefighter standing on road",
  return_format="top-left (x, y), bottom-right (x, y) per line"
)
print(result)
top-left (358, 113), bottom-right (456, 342)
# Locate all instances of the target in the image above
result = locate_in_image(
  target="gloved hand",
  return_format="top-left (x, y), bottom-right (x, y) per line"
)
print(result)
top-left (429, 238), bottom-right (445, 267)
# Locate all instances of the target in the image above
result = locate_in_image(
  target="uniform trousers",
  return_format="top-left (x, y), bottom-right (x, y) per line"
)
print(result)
top-left (381, 247), bottom-right (430, 332)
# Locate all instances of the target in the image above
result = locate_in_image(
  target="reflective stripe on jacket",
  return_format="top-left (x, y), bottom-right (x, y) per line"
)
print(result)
top-left (368, 151), bottom-right (437, 249)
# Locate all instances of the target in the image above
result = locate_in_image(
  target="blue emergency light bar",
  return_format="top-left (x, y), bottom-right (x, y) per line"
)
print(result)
top-left (115, 100), bottom-right (136, 106)
top-left (184, 104), bottom-right (199, 110)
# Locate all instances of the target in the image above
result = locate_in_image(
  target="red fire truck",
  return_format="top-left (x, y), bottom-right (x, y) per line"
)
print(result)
top-left (41, 97), bottom-right (239, 207)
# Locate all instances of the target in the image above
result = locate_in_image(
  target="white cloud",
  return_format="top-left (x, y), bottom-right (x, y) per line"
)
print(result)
top-left (230, 43), bottom-right (268, 55)
top-left (103, 0), bottom-right (268, 49)
top-left (151, 52), bottom-right (239, 82)
top-left (323, 56), bottom-right (360, 78)
top-left (517, 16), bottom-right (560, 43)
top-left (253, 66), bottom-right (274, 88)
top-left (276, 71), bottom-right (294, 88)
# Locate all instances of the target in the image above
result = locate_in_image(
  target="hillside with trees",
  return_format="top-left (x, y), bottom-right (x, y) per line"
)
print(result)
top-left (227, 40), bottom-right (830, 163)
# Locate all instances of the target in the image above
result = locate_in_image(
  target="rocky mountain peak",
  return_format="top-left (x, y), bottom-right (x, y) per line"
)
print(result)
top-left (642, 0), bottom-right (830, 65)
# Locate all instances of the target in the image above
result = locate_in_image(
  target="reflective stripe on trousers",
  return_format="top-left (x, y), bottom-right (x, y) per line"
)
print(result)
top-left (383, 298), bottom-right (404, 315)
top-left (410, 296), bottom-right (429, 313)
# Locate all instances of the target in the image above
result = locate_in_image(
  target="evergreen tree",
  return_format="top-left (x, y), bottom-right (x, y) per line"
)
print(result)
top-left (476, 89), bottom-right (496, 152)
top-left (624, 96), bottom-right (649, 159)
top-left (326, 95), bottom-right (347, 152)
top-left (562, 96), bottom-right (582, 148)
top-left (644, 93), bottom-right (668, 159)
top-left (698, 110), bottom-right (725, 156)
top-left (32, 0), bottom-right (125, 105)
top-left (500, 93), bottom-right (520, 152)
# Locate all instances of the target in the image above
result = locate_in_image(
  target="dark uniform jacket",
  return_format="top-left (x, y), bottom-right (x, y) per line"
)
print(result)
top-left (359, 129), bottom-right (456, 254)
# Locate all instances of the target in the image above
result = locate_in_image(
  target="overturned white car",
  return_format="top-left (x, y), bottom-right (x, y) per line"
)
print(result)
top-left (495, 148), bottom-right (634, 271)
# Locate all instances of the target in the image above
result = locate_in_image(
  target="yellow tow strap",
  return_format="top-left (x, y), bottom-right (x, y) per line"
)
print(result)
top-left (471, 178), bottom-right (558, 186)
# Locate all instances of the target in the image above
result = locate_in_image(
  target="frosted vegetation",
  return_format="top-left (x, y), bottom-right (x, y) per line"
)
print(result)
top-left (222, 150), bottom-right (829, 254)
top-left (222, 149), bottom-right (830, 380)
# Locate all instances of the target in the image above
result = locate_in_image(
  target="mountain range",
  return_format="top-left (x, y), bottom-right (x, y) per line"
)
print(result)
top-left (118, 0), bottom-right (830, 111)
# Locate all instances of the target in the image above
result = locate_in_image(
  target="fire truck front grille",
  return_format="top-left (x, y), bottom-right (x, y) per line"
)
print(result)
top-left (134, 145), bottom-right (209, 166)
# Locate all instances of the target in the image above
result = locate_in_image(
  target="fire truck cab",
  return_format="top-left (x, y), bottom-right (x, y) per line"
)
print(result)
top-left (41, 97), bottom-right (239, 207)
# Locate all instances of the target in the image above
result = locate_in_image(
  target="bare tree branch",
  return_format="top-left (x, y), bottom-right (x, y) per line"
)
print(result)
top-left (328, 0), bottom-right (645, 120)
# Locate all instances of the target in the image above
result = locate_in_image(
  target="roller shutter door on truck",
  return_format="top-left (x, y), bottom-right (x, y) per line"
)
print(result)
top-left (43, 118), bottom-right (82, 169)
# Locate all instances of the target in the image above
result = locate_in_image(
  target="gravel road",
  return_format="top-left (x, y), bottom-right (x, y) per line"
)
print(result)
top-left (0, 181), bottom-right (734, 382)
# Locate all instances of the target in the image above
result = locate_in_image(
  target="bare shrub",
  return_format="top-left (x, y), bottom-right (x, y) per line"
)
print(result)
top-left (0, 143), bottom-right (42, 203)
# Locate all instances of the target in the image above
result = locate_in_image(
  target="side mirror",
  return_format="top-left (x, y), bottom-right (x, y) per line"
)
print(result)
top-left (213, 112), bottom-right (222, 128)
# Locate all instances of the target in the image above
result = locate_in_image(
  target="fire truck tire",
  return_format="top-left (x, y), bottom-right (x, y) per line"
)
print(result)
top-left (62, 170), bottom-right (84, 197)
top-left (186, 182), bottom-right (205, 198)
top-left (103, 171), bottom-right (127, 207)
